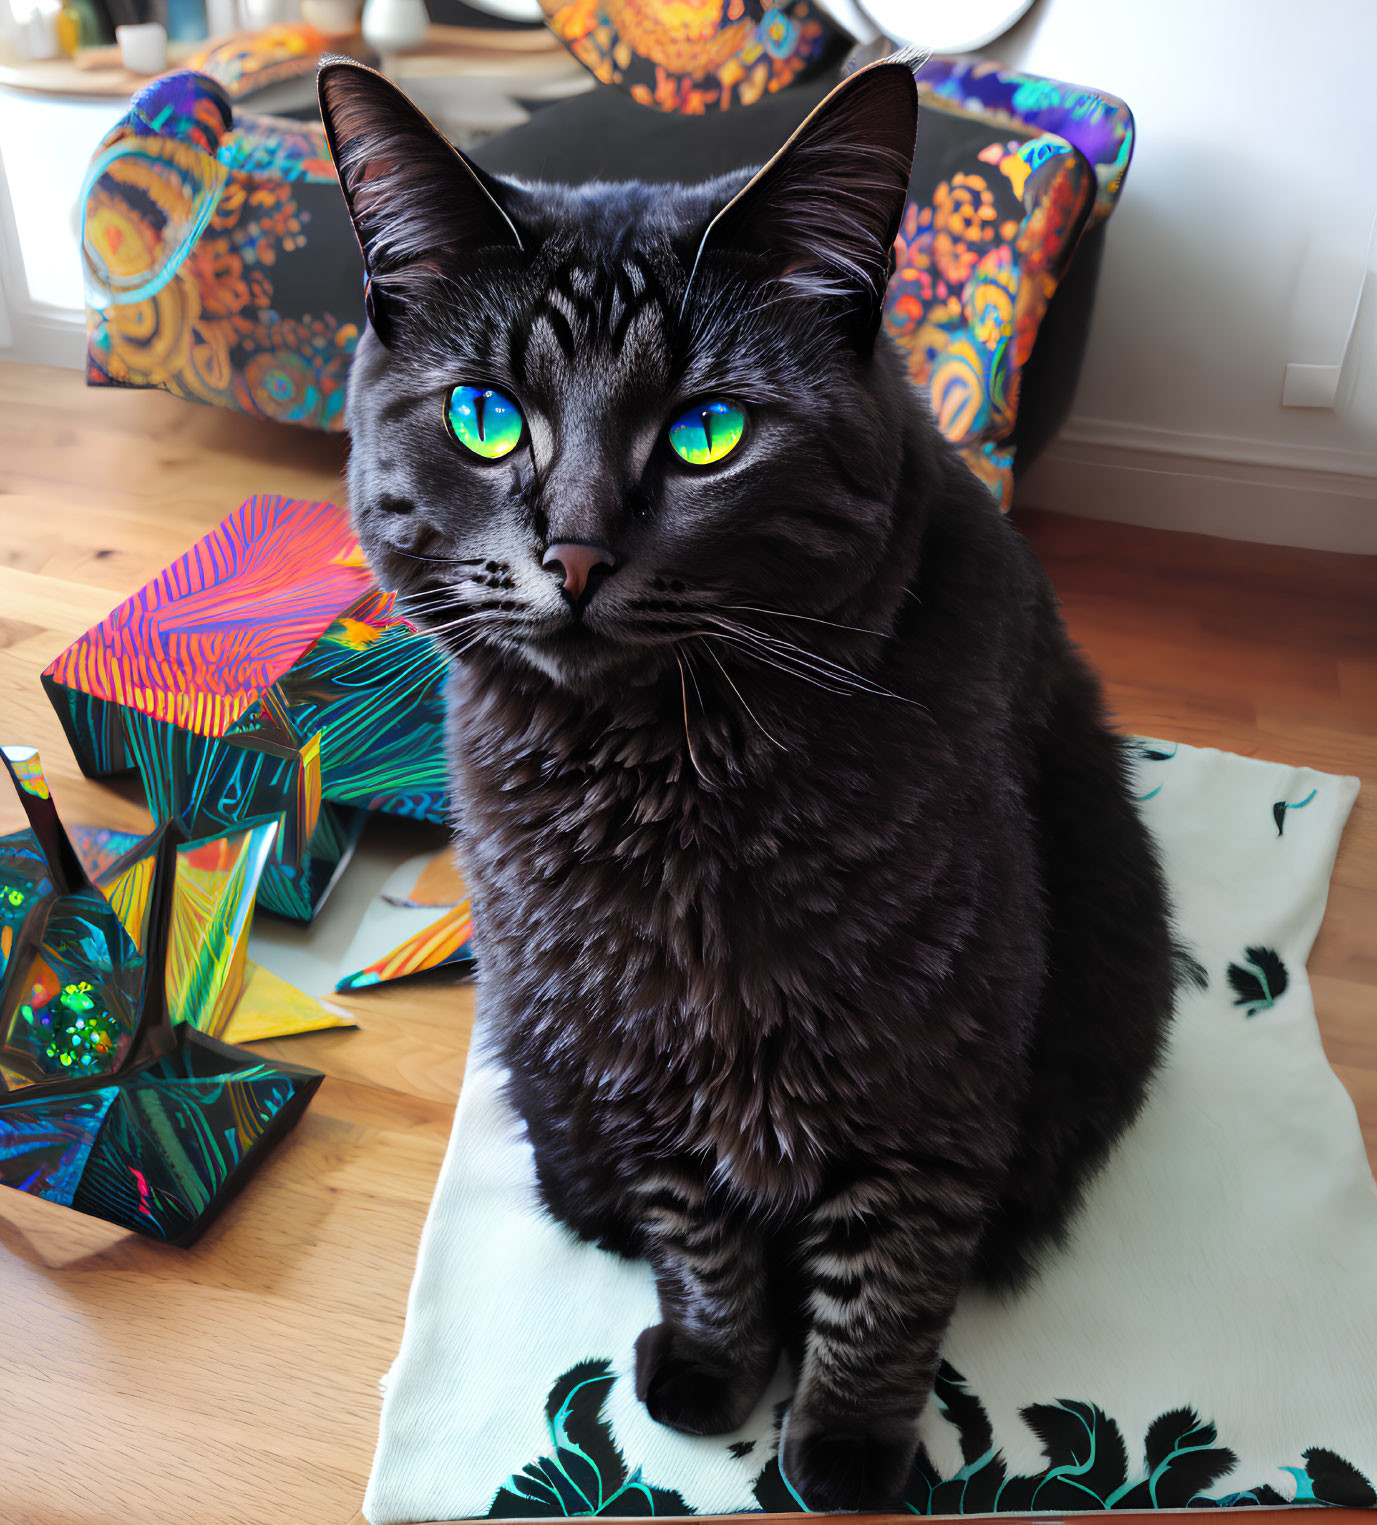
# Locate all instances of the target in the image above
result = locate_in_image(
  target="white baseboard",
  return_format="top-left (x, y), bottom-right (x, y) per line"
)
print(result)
top-left (1016, 418), bottom-right (1377, 554)
top-left (0, 303), bottom-right (86, 369)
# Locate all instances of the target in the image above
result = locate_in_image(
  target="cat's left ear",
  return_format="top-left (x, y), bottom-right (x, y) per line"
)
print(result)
top-left (684, 56), bottom-right (918, 345)
top-left (317, 55), bottom-right (522, 343)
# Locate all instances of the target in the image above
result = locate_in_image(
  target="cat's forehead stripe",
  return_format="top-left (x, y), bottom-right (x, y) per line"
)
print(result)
top-left (512, 251), bottom-right (673, 391)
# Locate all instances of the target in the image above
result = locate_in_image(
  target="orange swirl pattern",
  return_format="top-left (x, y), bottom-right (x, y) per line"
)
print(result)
top-left (884, 119), bottom-right (1094, 508)
top-left (85, 73), bottom-right (357, 431)
top-left (542, 0), bottom-right (836, 113)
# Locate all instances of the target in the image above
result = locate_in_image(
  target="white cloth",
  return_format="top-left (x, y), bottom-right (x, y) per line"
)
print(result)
top-left (364, 741), bottom-right (1374, 1522)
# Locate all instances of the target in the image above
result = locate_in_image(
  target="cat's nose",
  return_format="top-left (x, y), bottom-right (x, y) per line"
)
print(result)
top-left (542, 541), bottom-right (616, 601)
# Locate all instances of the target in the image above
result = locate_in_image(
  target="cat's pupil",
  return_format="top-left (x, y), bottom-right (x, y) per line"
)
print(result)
top-left (700, 408), bottom-right (714, 453)
top-left (475, 390), bottom-right (488, 443)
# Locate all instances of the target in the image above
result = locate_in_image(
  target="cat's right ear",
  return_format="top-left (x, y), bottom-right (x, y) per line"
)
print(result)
top-left (681, 56), bottom-right (918, 348)
top-left (317, 56), bottom-right (522, 344)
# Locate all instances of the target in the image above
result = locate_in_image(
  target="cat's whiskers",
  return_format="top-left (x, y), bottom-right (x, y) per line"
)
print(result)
top-left (682, 646), bottom-right (707, 716)
top-left (406, 603), bottom-right (506, 628)
top-left (389, 547), bottom-right (489, 567)
top-left (653, 615), bottom-right (863, 699)
top-left (636, 596), bottom-right (909, 702)
top-left (702, 630), bottom-right (858, 699)
top-left (410, 606), bottom-right (517, 644)
top-left (717, 633), bottom-right (906, 707)
top-left (721, 623), bottom-right (893, 691)
top-left (706, 616), bottom-right (919, 706)
top-left (719, 604), bottom-right (891, 640)
top-left (674, 652), bottom-right (706, 782)
top-left (699, 642), bottom-right (789, 752)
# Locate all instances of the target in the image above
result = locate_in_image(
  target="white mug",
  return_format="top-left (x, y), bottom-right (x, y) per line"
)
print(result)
top-left (116, 20), bottom-right (168, 73)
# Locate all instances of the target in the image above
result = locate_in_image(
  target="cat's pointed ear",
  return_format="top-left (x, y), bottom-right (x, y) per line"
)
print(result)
top-left (684, 56), bottom-right (918, 343)
top-left (317, 56), bottom-right (522, 343)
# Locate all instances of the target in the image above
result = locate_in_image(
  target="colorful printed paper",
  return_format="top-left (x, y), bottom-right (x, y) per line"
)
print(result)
top-left (77, 820), bottom-right (355, 1042)
top-left (222, 961), bottom-right (354, 1044)
top-left (0, 891), bottom-right (146, 1091)
top-left (166, 820), bottom-right (279, 1039)
top-left (242, 838), bottom-right (474, 998)
top-left (389, 850), bottom-right (466, 909)
top-left (0, 830), bottom-right (54, 989)
top-left (0, 1085), bottom-right (119, 1208)
top-left (45, 494), bottom-right (371, 732)
top-left (334, 848), bottom-right (475, 991)
top-left (70, 824), bottom-right (143, 882)
top-left (337, 901), bottom-right (476, 992)
top-left (43, 494), bottom-right (450, 921)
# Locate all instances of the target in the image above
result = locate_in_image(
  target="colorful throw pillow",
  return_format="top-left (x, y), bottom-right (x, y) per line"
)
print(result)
top-left (539, 0), bottom-right (847, 111)
top-left (183, 21), bottom-right (336, 99)
top-left (916, 56), bottom-right (1134, 229)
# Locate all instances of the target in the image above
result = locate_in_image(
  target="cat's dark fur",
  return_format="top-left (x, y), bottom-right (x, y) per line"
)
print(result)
top-left (318, 56), bottom-right (1178, 1511)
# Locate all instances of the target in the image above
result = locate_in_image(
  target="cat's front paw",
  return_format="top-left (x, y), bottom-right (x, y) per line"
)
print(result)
top-left (633, 1323), bottom-right (764, 1437)
top-left (780, 1411), bottom-right (920, 1512)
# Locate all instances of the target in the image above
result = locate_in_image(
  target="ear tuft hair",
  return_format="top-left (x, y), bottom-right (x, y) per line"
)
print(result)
top-left (317, 56), bottom-right (521, 341)
top-left (683, 56), bottom-right (918, 342)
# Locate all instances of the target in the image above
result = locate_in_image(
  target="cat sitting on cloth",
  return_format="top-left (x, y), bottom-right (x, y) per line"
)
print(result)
top-left (317, 55), bottom-right (1179, 1513)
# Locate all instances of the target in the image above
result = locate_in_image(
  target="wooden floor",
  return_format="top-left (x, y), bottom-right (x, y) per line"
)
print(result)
top-left (0, 362), bottom-right (1373, 1525)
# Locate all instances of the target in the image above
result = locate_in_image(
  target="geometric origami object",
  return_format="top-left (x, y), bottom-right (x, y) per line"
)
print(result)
top-left (43, 494), bottom-right (449, 921)
top-left (245, 841), bottom-right (479, 999)
top-left (1, 747), bottom-right (159, 1095)
top-left (64, 823), bottom-right (355, 1041)
top-left (221, 960), bottom-right (354, 1045)
top-left (0, 1025), bottom-right (324, 1245)
top-left (0, 744), bottom-right (323, 1243)
top-left (168, 820), bottom-right (278, 1035)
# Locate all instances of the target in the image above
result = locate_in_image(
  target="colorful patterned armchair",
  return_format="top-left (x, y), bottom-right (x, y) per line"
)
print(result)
top-left (81, 14), bottom-right (1134, 508)
top-left (82, 55), bottom-right (359, 430)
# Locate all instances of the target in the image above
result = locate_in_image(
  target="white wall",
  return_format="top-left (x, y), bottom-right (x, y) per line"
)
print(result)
top-left (0, 93), bottom-right (125, 368)
top-left (984, 0), bottom-right (1377, 549)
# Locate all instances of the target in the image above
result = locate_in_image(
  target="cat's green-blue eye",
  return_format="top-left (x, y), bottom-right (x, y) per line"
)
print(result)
top-left (668, 399), bottom-right (745, 466)
top-left (445, 384), bottom-right (524, 460)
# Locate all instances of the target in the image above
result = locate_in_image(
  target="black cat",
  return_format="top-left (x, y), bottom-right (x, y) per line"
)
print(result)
top-left (318, 55), bottom-right (1178, 1511)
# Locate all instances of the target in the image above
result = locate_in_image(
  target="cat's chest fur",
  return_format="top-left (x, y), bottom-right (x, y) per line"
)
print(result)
top-left (449, 658), bottom-right (959, 1196)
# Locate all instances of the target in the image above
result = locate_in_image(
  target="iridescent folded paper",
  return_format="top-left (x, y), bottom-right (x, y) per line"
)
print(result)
top-left (0, 745), bottom-right (324, 1244)
top-left (66, 824), bottom-right (354, 1041)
